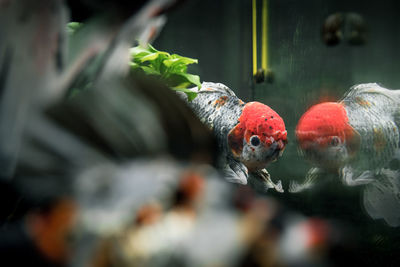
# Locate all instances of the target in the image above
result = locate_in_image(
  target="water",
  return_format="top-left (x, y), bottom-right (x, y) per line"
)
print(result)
top-left (153, 0), bottom-right (400, 265)
top-left (1, 0), bottom-right (400, 266)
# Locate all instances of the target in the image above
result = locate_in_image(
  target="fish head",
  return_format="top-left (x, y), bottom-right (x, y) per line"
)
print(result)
top-left (228, 102), bottom-right (287, 171)
top-left (296, 102), bottom-right (359, 170)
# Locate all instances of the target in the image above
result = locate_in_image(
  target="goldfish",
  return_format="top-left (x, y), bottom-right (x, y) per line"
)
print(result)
top-left (181, 82), bottom-right (287, 191)
top-left (294, 83), bottom-right (400, 226)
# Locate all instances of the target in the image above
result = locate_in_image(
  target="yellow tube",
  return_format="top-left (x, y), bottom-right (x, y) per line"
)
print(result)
top-left (252, 0), bottom-right (257, 75)
top-left (262, 0), bottom-right (268, 71)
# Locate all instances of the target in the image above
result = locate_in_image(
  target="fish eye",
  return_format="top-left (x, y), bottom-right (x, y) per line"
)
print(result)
top-left (250, 135), bottom-right (261, 146)
top-left (330, 136), bottom-right (340, 146)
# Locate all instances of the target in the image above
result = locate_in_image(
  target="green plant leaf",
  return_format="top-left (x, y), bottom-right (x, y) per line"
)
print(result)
top-left (67, 22), bottom-right (83, 35)
top-left (178, 73), bottom-right (201, 88)
top-left (130, 44), bottom-right (201, 99)
top-left (147, 44), bottom-right (159, 53)
top-left (130, 46), bottom-right (151, 59)
top-left (139, 66), bottom-right (161, 75)
top-left (163, 56), bottom-right (198, 68)
top-left (139, 52), bottom-right (160, 62)
top-left (165, 73), bottom-right (201, 89)
top-left (141, 51), bottom-right (170, 62)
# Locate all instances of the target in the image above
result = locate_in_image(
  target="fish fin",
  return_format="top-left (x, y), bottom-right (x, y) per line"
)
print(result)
top-left (288, 167), bottom-right (320, 193)
top-left (363, 169), bottom-right (400, 227)
top-left (391, 149), bottom-right (400, 162)
top-left (343, 83), bottom-right (400, 103)
top-left (248, 169), bottom-right (284, 193)
top-left (341, 166), bottom-right (374, 186)
top-left (393, 109), bottom-right (400, 131)
top-left (227, 124), bottom-right (244, 158)
top-left (223, 160), bottom-right (248, 185)
top-left (347, 129), bottom-right (361, 157)
top-left (19, 74), bottom-right (218, 178)
top-left (0, 0), bottom-right (69, 180)
top-left (343, 83), bottom-right (385, 100)
top-left (64, 2), bottom-right (169, 97)
top-left (137, 15), bottom-right (167, 45)
top-left (344, 83), bottom-right (381, 97)
top-left (198, 82), bottom-right (237, 97)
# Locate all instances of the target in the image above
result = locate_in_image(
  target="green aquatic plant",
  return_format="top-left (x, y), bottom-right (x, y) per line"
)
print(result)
top-left (66, 22), bottom-right (201, 100)
top-left (130, 44), bottom-right (201, 100)
top-left (66, 22), bottom-right (83, 35)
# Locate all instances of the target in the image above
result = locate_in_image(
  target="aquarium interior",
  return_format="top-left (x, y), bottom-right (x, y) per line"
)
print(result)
top-left (1, 0), bottom-right (400, 266)
top-left (155, 0), bottom-right (400, 264)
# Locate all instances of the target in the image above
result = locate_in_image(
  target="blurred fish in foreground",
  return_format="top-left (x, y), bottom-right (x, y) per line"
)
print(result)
top-left (0, 0), bottom-right (219, 266)
top-left (294, 83), bottom-right (400, 226)
top-left (0, 0), bottom-right (68, 180)
top-left (87, 167), bottom-right (245, 267)
top-left (15, 71), bottom-right (219, 264)
top-left (0, 0), bottom-right (176, 181)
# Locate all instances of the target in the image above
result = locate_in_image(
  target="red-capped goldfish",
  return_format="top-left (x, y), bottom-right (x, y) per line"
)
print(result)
top-left (294, 83), bottom-right (400, 226)
top-left (181, 82), bottom-right (287, 191)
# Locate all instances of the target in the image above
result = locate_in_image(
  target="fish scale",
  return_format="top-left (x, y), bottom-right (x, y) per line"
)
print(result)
top-left (342, 83), bottom-right (400, 171)
top-left (179, 82), bottom-right (244, 157)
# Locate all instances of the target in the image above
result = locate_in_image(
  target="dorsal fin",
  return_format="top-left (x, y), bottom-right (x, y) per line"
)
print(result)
top-left (343, 83), bottom-right (400, 102)
top-left (199, 82), bottom-right (237, 97)
top-left (342, 83), bottom-right (382, 100)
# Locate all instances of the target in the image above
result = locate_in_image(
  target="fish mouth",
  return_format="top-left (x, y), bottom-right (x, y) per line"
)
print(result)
top-left (302, 147), bottom-right (343, 171)
top-left (244, 139), bottom-right (285, 171)
top-left (266, 140), bottom-right (285, 162)
top-left (269, 148), bottom-right (281, 162)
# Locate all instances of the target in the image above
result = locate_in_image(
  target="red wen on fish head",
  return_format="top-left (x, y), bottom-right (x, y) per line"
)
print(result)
top-left (228, 102), bottom-right (287, 170)
top-left (295, 102), bottom-right (361, 169)
top-left (296, 102), bottom-right (353, 150)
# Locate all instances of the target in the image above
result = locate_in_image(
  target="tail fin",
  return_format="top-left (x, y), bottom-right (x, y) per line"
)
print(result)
top-left (288, 167), bottom-right (320, 193)
top-left (363, 169), bottom-right (400, 227)
top-left (248, 169), bottom-right (284, 193)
